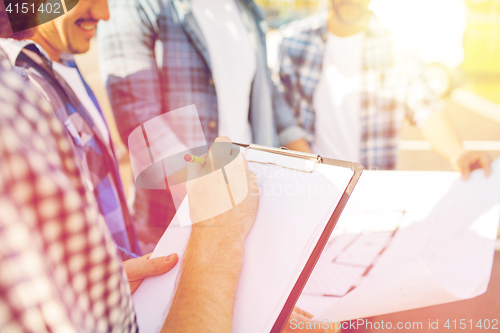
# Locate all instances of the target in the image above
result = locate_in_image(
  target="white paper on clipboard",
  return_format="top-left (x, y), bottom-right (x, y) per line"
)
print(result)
top-left (296, 159), bottom-right (500, 322)
top-left (131, 147), bottom-right (356, 333)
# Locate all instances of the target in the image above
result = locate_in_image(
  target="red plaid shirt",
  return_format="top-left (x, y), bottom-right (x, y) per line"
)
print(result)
top-left (0, 48), bottom-right (137, 332)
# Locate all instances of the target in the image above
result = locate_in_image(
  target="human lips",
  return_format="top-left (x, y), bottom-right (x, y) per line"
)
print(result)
top-left (75, 20), bottom-right (98, 37)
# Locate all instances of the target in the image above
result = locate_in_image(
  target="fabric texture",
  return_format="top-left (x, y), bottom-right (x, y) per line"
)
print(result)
top-left (277, 13), bottom-right (443, 170)
top-left (0, 47), bottom-right (137, 332)
top-left (192, 0), bottom-right (255, 144)
top-left (311, 31), bottom-right (364, 163)
top-left (52, 61), bottom-right (111, 145)
top-left (0, 39), bottom-right (140, 259)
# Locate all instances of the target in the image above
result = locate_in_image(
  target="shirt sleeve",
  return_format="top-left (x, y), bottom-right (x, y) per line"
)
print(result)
top-left (0, 64), bottom-right (137, 332)
top-left (271, 76), bottom-right (308, 146)
top-left (276, 36), bottom-right (298, 117)
top-left (274, 34), bottom-right (310, 145)
top-left (97, 0), bottom-right (188, 154)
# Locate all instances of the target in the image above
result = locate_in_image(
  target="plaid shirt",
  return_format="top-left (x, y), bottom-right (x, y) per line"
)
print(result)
top-left (98, 0), bottom-right (306, 228)
top-left (0, 39), bottom-right (139, 259)
top-left (278, 13), bottom-right (443, 170)
top-left (0, 48), bottom-right (137, 332)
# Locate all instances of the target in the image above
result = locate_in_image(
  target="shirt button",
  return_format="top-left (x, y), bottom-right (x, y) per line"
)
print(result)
top-left (208, 120), bottom-right (217, 129)
top-left (209, 78), bottom-right (214, 86)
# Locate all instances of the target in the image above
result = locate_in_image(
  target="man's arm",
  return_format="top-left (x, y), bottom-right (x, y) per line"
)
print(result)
top-left (162, 230), bottom-right (245, 333)
top-left (274, 35), bottom-right (311, 152)
top-left (272, 81), bottom-right (311, 152)
top-left (398, 47), bottom-right (491, 179)
top-left (162, 136), bottom-right (259, 332)
top-left (420, 111), bottom-right (491, 180)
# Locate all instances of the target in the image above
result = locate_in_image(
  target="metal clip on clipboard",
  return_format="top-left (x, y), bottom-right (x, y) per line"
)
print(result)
top-left (233, 143), bottom-right (324, 173)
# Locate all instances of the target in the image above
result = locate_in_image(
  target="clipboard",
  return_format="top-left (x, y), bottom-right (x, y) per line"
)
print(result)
top-left (131, 142), bottom-right (363, 333)
top-left (233, 143), bottom-right (363, 332)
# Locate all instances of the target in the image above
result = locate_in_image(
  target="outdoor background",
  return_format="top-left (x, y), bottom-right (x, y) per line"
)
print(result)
top-left (72, 1), bottom-right (500, 329)
top-left (75, 0), bottom-right (500, 241)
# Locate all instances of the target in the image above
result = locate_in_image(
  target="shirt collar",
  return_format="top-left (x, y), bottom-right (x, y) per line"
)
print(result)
top-left (0, 38), bottom-right (76, 68)
top-left (0, 39), bottom-right (52, 66)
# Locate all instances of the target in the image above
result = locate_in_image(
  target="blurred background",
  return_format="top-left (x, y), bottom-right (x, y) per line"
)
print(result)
top-left (76, 0), bottom-right (500, 235)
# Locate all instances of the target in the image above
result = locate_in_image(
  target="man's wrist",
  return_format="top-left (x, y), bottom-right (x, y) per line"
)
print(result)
top-left (188, 227), bottom-right (245, 263)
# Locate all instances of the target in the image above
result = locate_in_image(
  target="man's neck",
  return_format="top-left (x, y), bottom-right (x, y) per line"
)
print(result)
top-left (326, 8), bottom-right (370, 37)
top-left (31, 33), bottom-right (62, 62)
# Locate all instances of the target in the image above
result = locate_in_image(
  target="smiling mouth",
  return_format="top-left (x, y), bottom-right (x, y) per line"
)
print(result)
top-left (75, 21), bottom-right (97, 32)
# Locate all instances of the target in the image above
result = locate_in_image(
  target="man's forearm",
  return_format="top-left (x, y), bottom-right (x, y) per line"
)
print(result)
top-left (162, 230), bottom-right (244, 333)
top-left (420, 112), bottom-right (464, 161)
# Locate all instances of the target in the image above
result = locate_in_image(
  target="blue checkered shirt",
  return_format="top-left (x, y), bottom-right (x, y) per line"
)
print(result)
top-left (277, 13), bottom-right (443, 170)
top-left (0, 47), bottom-right (137, 332)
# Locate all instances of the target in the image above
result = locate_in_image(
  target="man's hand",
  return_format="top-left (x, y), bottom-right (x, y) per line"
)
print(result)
top-left (285, 138), bottom-right (312, 153)
top-left (283, 307), bottom-right (340, 333)
top-left (420, 112), bottom-right (492, 181)
top-left (186, 136), bottom-right (259, 244)
top-left (123, 252), bottom-right (178, 293)
top-left (162, 136), bottom-right (259, 333)
top-left (450, 149), bottom-right (491, 180)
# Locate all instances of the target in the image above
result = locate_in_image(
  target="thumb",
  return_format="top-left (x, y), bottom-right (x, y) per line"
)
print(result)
top-left (142, 253), bottom-right (179, 278)
top-left (124, 253), bottom-right (179, 282)
top-left (480, 153), bottom-right (491, 177)
top-left (461, 163), bottom-right (470, 181)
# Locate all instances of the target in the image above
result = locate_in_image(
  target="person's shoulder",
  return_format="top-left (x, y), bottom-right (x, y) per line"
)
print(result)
top-left (0, 50), bottom-right (52, 125)
top-left (279, 12), bottom-right (327, 54)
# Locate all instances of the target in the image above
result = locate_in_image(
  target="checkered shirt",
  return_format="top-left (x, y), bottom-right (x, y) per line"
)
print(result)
top-left (97, 0), bottom-right (222, 228)
top-left (0, 40), bottom-right (140, 259)
top-left (277, 13), bottom-right (443, 170)
top-left (0, 49), bottom-right (138, 332)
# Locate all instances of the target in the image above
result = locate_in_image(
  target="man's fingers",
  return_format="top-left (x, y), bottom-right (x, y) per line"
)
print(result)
top-left (293, 307), bottom-right (314, 319)
top-left (187, 161), bottom-right (204, 181)
top-left (123, 252), bottom-right (179, 282)
top-left (461, 166), bottom-right (470, 180)
top-left (145, 254), bottom-right (179, 276)
top-left (247, 170), bottom-right (259, 197)
top-left (230, 147), bottom-right (240, 156)
top-left (129, 280), bottom-right (142, 294)
top-left (204, 136), bottom-right (233, 173)
top-left (480, 153), bottom-right (491, 177)
top-left (456, 152), bottom-right (492, 180)
top-left (285, 312), bottom-right (334, 333)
